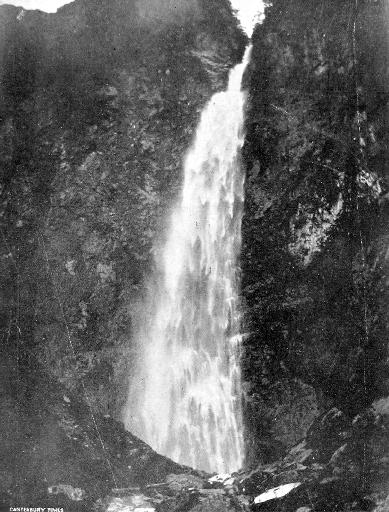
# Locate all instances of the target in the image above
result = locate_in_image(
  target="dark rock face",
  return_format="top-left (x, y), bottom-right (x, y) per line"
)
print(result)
top-left (0, 348), bottom-right (251, 511)
top-left (0, 351), bottom-right (191, 509)
top-left (242, 0), bottom-right (389, 473)
top-left (0, 0), bottom-right (247, 507)
top-left (235, 401), bottom-right (389, 511)
top-left (0, 0), bottom-right (246, 419)
top-left (2, 0), bottom-right (389, 510)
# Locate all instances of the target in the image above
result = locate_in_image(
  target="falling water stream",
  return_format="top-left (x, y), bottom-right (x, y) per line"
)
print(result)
top-left (124, 46), bottom-right (252, 474)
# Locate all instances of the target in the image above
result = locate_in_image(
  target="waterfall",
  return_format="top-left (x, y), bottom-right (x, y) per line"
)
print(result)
top-left (124, 46), bottom-right (252, 474)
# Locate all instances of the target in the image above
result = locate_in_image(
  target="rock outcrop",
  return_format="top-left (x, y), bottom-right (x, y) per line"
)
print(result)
top-left (0, 0), bottom-right (246, 418)
top-left (242, 0), bottom-right (389, 466)
top-left (241, 0), bottom-right (389, 508)
top-left (0, 0), bottom-right (246, 507)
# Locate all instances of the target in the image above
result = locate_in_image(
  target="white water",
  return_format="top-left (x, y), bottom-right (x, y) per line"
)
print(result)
top-left (124, 46), bottom-right (251, 474)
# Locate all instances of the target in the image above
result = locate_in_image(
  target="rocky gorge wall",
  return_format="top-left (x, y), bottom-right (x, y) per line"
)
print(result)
top-left (0, 0), bottom-right (245, 417)
top-left (2, 0), bottom-right (389, 509)
top-left (242, 0), bottom-right (389, 469)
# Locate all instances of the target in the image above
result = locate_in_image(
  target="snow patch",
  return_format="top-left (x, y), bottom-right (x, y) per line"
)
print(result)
top-left (254, 483), bottom-right (302, 504)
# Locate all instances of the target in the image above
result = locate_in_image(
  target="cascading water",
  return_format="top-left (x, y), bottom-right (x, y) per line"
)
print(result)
top-left (124, 46), bottom-right (252, 474)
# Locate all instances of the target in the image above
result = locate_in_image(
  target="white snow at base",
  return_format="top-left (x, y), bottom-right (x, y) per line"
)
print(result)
top-left (254, 483), bottom-right (302, 504)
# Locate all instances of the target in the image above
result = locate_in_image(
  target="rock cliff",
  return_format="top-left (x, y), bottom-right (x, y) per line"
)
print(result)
top-left (1, 0), bottom-right (389, 510)
top-left (0, 0), bottom-right (245, 417)
top-left (241, 0), bottom-right (389, 506)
